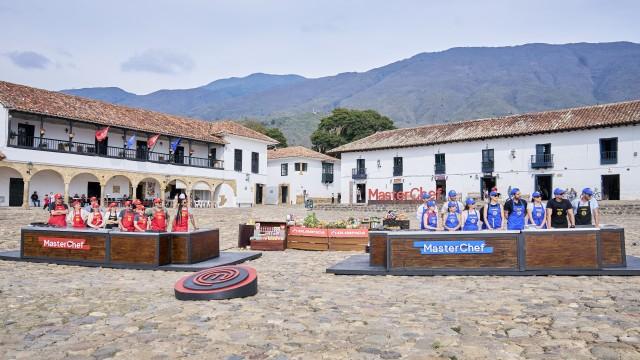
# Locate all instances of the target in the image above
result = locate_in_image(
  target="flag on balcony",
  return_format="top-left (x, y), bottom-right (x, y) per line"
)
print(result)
top-left (95, 127), bottom-right (109, 142)
top-left (170, 137), bottom-right (182, 152)
top-left (126, 134), bottom-right (136, 149)
top-left (147, 134), bottom-right (160, 149)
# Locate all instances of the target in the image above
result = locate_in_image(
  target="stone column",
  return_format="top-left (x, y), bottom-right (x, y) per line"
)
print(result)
top-left (160, 181), bottom-right (167, 206)
top-left (64, 182), bottom-right (70, 205)
top-left (131, 180), bottom-right (139, 200)
top-left (22, 180), bottom-right (30, 209)
top-left (100, 183), bottom-right (106, 205)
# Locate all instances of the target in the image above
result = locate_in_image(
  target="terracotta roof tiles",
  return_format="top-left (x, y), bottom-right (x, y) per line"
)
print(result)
top-left (268, 146), bottom-right (338, 162)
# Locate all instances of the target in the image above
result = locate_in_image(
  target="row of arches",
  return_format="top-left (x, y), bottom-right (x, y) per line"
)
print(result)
top-left (0, 166), bottom-right (236, 208)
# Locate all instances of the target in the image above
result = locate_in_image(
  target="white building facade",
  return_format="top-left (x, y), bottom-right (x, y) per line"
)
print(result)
top-left (0, 81), bottom-right (277, 208)
top-left (331, 100), bottom-right (640, 203)
top-left (266, 146), bottom-right (341, 204)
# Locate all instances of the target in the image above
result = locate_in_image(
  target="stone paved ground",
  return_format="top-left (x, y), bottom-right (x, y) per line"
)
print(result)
top-left (1, 206), bottom-right (640, 359)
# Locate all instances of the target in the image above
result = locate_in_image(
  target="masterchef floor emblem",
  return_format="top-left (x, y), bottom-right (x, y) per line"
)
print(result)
top-left (174, 265), bottom-right (258, 300)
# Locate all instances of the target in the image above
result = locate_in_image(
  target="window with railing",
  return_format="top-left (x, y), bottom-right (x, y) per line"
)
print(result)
top-left (434, 153), bottom-right (446, 174)
top-left (393, 157), bottom-right (403, 176)
top-left (600, 138), bottom-right (618, 165)
top-left (322, 162), bottom-right (334, 183)
top-left (531, 144), bottom-right (553, 168)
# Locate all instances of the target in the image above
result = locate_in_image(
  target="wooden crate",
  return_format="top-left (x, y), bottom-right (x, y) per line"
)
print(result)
top-left (287, 235), bottom-right (329, 250)
top-left (328, 237), bottom-right (368, 251)
top-left (250, 239), bottom-right (286, 251)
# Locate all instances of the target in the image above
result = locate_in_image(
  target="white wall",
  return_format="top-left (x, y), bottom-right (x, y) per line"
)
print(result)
top-left (30, 170), bottom-right (65, 200)
top-left (69, 173), bottom-right (100, 197)
top-left (267, 157), bottom-right (341, 204)
top-left (105, 176), bottom-right (132, 198)
top-left (0, 167), bottom-right (23, 206)
top-left (339, 125), bottom-right (640, 202)
top-left (223, 134), bottom-right (270, 205)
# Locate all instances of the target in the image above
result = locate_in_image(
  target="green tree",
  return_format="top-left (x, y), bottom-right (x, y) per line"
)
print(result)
top-left (311, 108), bottom-right (395, 153)
top-left (241, 120), bottom-right (288, 148)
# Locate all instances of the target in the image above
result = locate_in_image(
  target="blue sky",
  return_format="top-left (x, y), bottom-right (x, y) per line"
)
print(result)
top-left (1, 0), bottom-right (638, 94)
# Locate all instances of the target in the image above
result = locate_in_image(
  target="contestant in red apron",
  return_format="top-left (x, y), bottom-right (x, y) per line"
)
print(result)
top-left (47, 193), bottom-right (69, 227)
top-left (118, 200), bottom-right (136, 232)
top-left (134, 204), bottom-right (149, 232)
top-left (87, 203), bottom-right (105, 229)
top-left (150, 198), bottom-right (168, 232)
top-left (172, 198), bottom-right (197, 232)
top-left (67, 200), bottom-right (88, 228)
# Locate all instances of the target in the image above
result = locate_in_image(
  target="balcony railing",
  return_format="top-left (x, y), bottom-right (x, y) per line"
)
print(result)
top-left (9, 135), bottom-right (224, 170)
top-left (531, 154), bottom-right (554, 169)
top-left (481, 160), bottom-right (494, 173)
top-left (352, 167), bottom-right (367, 179)
top-left (600, 151), bottom-right (618, 165)
top-left (393, 165), bottom-right (403, 176)
top-left (322, 173), bottom-right (334, 183)
top-left (434, 163), bottom-right (446, 175)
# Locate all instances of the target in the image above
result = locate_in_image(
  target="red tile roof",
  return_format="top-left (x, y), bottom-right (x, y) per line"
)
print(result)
top-left (268, 146), bottom-right (338, 162)
top-left (209, 121), bottom-right (278, 144)
top-left (0, 80), bottom-right (275, 144)
top-left (329, 100), bottom-right (640, 154)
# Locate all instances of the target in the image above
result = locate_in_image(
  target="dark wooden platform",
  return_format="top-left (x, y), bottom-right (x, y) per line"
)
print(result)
top-left (0, 249), bottom-right (261, 272)
top-left (327, 254), bottom-right (640, 276)
top-left (327, 225), bottom-right (637, 276)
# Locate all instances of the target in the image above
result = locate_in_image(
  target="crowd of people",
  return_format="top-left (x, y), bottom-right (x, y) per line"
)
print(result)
top-left (416, 187), bottom-right (600, 231)
top-left (45, 193), bottom-right (197, 232)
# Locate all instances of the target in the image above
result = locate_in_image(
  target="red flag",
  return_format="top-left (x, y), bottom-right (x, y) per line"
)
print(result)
top-left (147, 134), bottom-right (160, 149)
top-left (95, 126), bottom-right (109, 142)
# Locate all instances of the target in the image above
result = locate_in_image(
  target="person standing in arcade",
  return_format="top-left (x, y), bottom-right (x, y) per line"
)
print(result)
top-left (104, 203), bottom-right (120, 229)
top-left (440, 190), bottom-right (464, 215)
top-left (443, 201), bottom-right (461, 231)
top-left (172, 197), bottom-right (197, 232)
top-left (503, 188), bottom-right (530, 230)
top-left (483, 191), bottom-right (504, 230)
top-left (118, 200), bottom-right (136, 232)
top-left (67, 200), bottom-right (88, 228)
top-left (572, 188), bottom-right (600, 227)
top-left (461, 198), bottom-right (482, 231)
top-left (47, 193), bottom-right (69, 227)
top-left (527, 191), bottom-right (547, 229)
top-left (134, 204), bottom-right (149, 232)
top-left (546, 188), bottom-right (576, 228)
top-left (86, 203), bottom-right (105, 229)
top-left (149, 198), bottom-right (169, 232)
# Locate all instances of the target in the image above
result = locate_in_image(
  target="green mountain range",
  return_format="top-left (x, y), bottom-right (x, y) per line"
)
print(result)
top-left (62, 42), bottom-right (640, 146)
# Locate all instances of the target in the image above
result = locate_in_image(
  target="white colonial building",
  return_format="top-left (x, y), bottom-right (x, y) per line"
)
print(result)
top-left (330, 100), bottom-right (640, 203)
top-left (0, 81), bottom-right (278, 208)
top-left (266, 146), bottom-right (340, 204)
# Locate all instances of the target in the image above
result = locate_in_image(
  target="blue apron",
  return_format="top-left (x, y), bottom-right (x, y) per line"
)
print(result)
top-left (445, 212), bottom-right (459, 230)
top-left (462, 210), bottom-right (479, 231)
top-left (420, 206), bottom-right (428, 230)
top-left (531, 203), bottom-right (546, 228)
top-left (486, 203), bottom-right (502, 229)
top-left (507, 201), bottom-right (526, 230)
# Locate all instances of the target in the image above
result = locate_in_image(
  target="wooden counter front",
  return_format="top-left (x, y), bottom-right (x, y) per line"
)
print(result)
top-left (109, 231), bottom-right (172, 266)
top-left (21, 227), bottom-right (109, 264)
top-left (600, 226), bottom-right (626, 267)
top-left (522, 228), bottom-right (600, 270)
top-left (171, 229), bottom-right (220, 264)
top-left (386, 231), bottom-right (520, 270)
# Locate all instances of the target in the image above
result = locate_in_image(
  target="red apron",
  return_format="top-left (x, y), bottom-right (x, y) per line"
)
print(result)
top-left (173, 208), bottom-right (189, 232)
top-left (48, 204), bottom-right (67, 227)
top-left (150, 209), bottom-right (167, 231)
top-left (91, 212), bottom-right (103, 226)
top-left (121, 210), bottom-right (135, 232)
top-left (136, 215), bottom-right (148, 232)
top-left (71, 209), bottom-right (86, 228)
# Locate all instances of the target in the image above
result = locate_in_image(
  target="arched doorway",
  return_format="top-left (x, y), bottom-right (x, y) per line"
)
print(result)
top-left (136, 177), bottom-right (161, 206)
top-left (105, 175), bottom-right (132, 204)
top-left (69, 173), bottom-right (101, 202)
top-left (30, 169), bottom-right (64, 202)
top-left (0, 167), bottom-right (24, 207)
top-left (166, 179), bottom-right (188, 204)
top-left (213, 183), bottom-right (236, 208)
top-left (191, 181), bottom-right (212, 207)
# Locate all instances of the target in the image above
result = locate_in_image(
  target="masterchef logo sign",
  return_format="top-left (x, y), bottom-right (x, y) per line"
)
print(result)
top-left (368, 187), bottom-right (435, 201)
top-left (38, 237), bottom-right (91, 250)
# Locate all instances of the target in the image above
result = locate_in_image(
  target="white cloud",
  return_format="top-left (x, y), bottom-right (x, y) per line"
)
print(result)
top-left (121, 49), bottom-right (195, 74)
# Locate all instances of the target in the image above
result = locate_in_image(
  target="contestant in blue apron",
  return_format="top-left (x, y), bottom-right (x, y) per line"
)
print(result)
top-left (420, 200), bottom-right (440, 231)
top-left (461, 198), bottom-right (482, 231)
top-left (440, 190), bottom-right (464, 215)
top-left (483, 191), bottom-right (504, 230)
top-left (527, 191), bottom-right (547, 229)
top-left (443, 201), bottom-right (461, 231)
top-left (416, 193), bottom-right (430, 229)
top-left (504, 188), bottom-right (528, 230)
